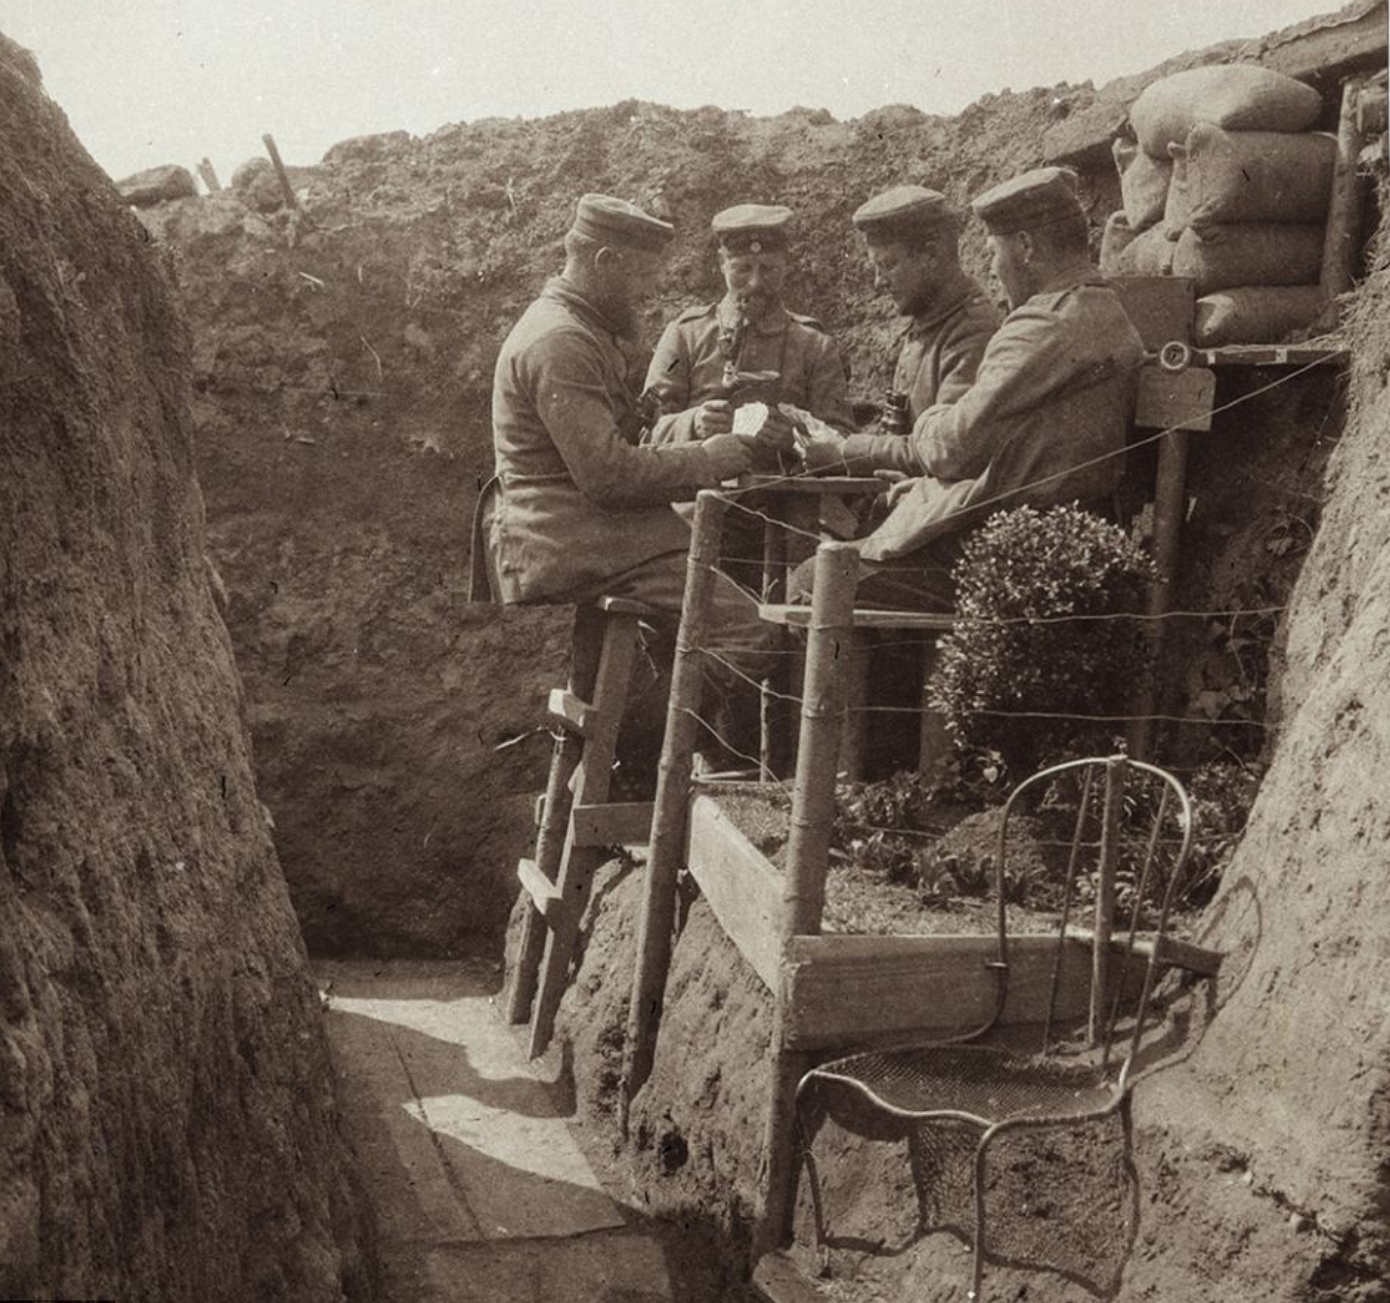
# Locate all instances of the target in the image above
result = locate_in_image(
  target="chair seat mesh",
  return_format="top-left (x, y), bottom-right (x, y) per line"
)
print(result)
top-left (809, 1044), bottom-right (1118, 1122)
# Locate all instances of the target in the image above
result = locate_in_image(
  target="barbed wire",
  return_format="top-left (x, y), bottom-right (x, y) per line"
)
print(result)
top-left (709, 347), bottom-right (1339, 559)
top-left (698, 642), bottom-right (1275, 733)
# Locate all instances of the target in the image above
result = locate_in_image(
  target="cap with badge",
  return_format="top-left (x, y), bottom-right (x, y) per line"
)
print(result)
top-left (571, 193), bottom-right (674, 251)
top-left (852, 185), bottom-right (955, 239)
top-left (712, 203), bottom-right (793, 254)
top-left (970, 167), bottom-right (1084, 236)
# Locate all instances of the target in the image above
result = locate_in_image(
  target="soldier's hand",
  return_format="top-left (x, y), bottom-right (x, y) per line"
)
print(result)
top-left (886, 475), bottom-right (919, 509)
top-left (800, 438), bottom-right (847, 473)
top-left (753, 407), bottom-right (797, 454)
top-left (695, 399), bottom-right (734, 438)
top-left (703, 433), bottom-right (755, 480)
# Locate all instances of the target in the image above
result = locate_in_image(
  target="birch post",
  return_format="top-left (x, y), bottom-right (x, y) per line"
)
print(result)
top-left (621, 490), bottom-right (729, 1127)
top-left (756, 540), bottom-right (858, 1258)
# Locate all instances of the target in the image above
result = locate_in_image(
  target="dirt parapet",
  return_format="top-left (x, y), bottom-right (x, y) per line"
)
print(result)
top-left (0, 32), bottom-right (371, 1301)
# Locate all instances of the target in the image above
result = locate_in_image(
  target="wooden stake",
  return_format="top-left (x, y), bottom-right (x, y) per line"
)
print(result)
top-left (261, 132), bottom-right (301, 211)
top-left (1320, 76), bottom-right (1367, 300)
top-left (197, 158), bottom-right (222, 193)
top-left (1129, 426), bottom-right (1189, 761)
top-left (756, 541), bottom-right (858, 1259)
top-left (621, 490), bottom-right (728, 1125)
top-left (782, 542), bottom-right (857, 939)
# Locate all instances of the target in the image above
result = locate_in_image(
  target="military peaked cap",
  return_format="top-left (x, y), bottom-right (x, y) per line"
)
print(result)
top-left (571, 193), bottom-right (674, 251)
top-left (852, 185), bottom-right (954, 238)
top-left (711, 204), bottom-right (793, 253)
top-left (971, 167), bottom-right (1084, 236)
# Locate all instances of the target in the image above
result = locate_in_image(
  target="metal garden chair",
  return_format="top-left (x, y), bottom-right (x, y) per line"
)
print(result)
top-left (794, 754), bottom-right (1208, 1301)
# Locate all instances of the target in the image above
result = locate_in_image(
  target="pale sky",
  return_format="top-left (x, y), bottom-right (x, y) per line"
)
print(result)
top-left (0, 0), bottom-right (1347, 183)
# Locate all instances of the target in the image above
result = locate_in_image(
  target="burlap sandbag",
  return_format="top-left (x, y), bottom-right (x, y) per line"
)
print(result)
top-left (1109, 222), bottom-right (1177, 278)
top-left (1130, 64), bottom-right (1322, 159)
top-left (1113, 137), bottom-right (1172, 229)
top-left (1165, 125), bottom-right (1336, 228)
top-left (1099, 211), bottom-right (1140, 275)
top-left (1194, 285), bottom-right (1326, 346)
top-left (1171, 222), bottom-right (1325, 294)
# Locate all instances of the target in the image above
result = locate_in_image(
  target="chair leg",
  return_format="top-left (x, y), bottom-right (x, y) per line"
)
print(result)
top-left (969, 1123), bottom-right (1003, 1303)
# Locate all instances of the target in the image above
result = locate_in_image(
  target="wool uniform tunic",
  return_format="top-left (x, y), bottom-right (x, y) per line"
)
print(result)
top-left (485, 276), bottom-right (726, 604)
top-left (642, 298), bottom-right (854, 445)
top-left (838, 268), bottom-right (1146, 562)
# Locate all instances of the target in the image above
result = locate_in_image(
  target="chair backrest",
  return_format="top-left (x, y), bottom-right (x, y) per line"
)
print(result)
top-left (991, 755), bottom-right (1194, 1080)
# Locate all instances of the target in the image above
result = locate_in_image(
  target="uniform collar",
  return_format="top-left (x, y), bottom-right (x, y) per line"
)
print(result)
top-left (1030, 263), bottom-right (1105, 300)
top-left (544, 275), bottom-right (628, 339)
top-left (905, 273), bottom-right (985, 338)
top-left (718, 294), bottom-right (789, 336)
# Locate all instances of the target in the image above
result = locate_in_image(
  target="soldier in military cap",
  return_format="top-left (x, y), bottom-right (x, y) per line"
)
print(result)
top-left (850, 184), bottom-right (999, 435)
top-left (804, 167), bottom-right (1144, 610)
top-left (642, 203), bottom-right (854, 583)
top-left (478, 193), bottom-right (775, 779)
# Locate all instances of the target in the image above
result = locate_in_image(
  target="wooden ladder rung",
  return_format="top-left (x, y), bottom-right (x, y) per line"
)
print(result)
top-left (547, 688), bottom-right (596, 735)
top-left (517, 858), bottom-right (561, 917)
top-left (570, 801), bottom-right (654, 848)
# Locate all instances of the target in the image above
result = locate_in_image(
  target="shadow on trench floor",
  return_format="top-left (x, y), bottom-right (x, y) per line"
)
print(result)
top-left (317, 959), bottom-right (758, 1303)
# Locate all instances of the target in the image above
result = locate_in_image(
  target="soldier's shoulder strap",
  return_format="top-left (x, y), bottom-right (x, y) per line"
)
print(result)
top-left (787, 310), bottom-right (829, 333)
top-left (675, 302), bottom-right (718, 325)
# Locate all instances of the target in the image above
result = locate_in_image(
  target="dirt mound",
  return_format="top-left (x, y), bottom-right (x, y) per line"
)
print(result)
top-left (0, 32), bottom-right (370, 1302)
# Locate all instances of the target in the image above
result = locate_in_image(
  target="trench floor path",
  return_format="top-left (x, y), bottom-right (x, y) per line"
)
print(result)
top-left (317, 959), bottom-right (683, 1303)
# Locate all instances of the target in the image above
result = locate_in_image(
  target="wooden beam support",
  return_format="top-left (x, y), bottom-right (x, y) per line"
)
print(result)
top-left (623, 491), bottom-right (730, 1117)
top-left (569, 801), bottom-right (654, 848)
top-left (1321, 75), bottom-right (1369, 299)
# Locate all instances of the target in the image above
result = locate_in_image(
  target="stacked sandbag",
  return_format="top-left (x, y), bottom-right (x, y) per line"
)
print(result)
top-left (1101, 63), bottom-right (1332, 346)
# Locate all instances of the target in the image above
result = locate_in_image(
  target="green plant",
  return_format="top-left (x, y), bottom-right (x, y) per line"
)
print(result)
top-left (929, 504), bottom-right (1154, 775)
top-left (1180, 759), bottom-right (1263, 907)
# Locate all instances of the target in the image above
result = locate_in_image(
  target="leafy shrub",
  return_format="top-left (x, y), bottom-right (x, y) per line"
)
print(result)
top-left (929, 504), bottom-right (1154, 777)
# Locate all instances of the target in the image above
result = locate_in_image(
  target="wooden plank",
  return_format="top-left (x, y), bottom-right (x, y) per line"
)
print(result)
top-left (570, 801), bottom-right (654, 847)
top-left (1042, 1), bottom-right (1387, 166)
top-left (752, 1251), bottom-right (826, 1303)
top-left (1261, 0), bottom-right (1387, 83)
top-left (685, 793), bottom-right (784, 991)
top-left (1196, 344), bottom-right (1349, 368)
top-left (547, 687), bottom-right (594, 736)
top-left (516, 858), bottom-right (560, 916)
top-left (758, 603), bottom-right (956, 631)
top-left (1134, 366), bottom-right (1216, 433)
top-left (782, 934), bottom-right (1093, 1051)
